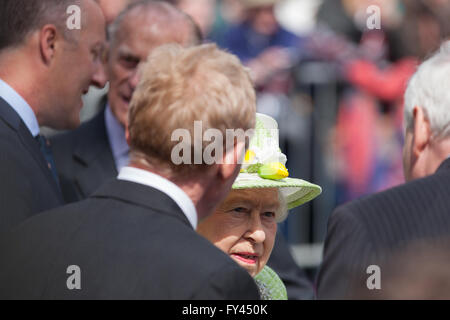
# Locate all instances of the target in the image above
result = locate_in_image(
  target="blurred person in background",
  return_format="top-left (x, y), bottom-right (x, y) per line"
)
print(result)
top-left (164, 0), bottom-right (246, 43)
top-left (219, 0), bottom-right (301, 89)
top-left (317, 44), bottom-right (450, 299)
top-left (0, 0), bottom-right (107, 234)
top-left (310, 0), bottom-right (450, 204)
top-left (51, 0), bottom-right (201, 203)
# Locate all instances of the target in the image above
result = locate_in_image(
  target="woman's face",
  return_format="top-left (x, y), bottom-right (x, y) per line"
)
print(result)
top-left (197, 188), bottom-right (278, 277)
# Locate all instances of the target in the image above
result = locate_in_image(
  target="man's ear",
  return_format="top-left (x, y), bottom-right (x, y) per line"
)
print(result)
top-left (219, 140), bottom-right (246, 181)
top-left (39, 25), bottom-right (58, 65)
top-left (412, 106), bottom-right (432, 157)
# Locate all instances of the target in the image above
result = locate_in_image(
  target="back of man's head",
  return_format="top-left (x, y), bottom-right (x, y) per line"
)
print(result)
top-left (404, 43), bottom-right (450, 138)
top-left (0, 0), bottom-right (79, 52)
top-left (403, 42), bottom-right (450, 181)
top-left (128, 43), bottom-right (256, 176)
top-left (127, 43), bottom-right (255, 219)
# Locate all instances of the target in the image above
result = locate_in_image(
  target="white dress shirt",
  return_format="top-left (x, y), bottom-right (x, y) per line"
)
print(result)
top-left (118, 166), bottom-right (198, 229)
top-left (0, 78), bottom-right (39, 137)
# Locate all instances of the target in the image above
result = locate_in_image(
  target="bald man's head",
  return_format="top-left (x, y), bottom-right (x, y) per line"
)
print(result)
top-left (105, 0), bottom-right (202, 127)
top-left (109, 0), bottom-right (202, 50)
top-left (96, 0), bottom-right (140, 26)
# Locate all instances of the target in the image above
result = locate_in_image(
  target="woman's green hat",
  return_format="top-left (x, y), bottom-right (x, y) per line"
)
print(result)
top-left (233, 113), bottom-right (322, 216)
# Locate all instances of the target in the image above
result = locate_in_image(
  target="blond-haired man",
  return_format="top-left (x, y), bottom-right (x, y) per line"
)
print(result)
top-left (0, 44), bottom-right (259, 300)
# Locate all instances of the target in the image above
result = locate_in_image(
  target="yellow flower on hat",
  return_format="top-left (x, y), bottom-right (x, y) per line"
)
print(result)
top-left (258, 162), bottom-right (289, 180)
top-left (233, 113), bottom-right (322, 216)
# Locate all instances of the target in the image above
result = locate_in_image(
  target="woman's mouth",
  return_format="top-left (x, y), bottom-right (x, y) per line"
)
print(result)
top-left (231, 253), bottom-right (259, 265)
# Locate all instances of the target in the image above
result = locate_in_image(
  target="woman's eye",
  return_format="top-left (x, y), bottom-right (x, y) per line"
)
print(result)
top-left (263, 212), bottom-right (276, 219)
top-left (232, 207), bottom-right (247, 213)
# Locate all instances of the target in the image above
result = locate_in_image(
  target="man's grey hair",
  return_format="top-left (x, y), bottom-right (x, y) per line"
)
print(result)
top-left (404, 41), bottom-right (450, 139)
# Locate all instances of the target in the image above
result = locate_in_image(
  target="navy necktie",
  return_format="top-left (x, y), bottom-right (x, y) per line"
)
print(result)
top-left (35, 134), bottom-right (60, 188)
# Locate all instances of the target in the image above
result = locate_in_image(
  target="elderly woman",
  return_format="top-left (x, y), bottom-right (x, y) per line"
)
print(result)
top-left (198, 113), bottom-right (321, 299)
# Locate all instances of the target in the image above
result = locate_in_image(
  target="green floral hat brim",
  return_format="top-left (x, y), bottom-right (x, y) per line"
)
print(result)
top-left (232, 173), bottom-right (322, 210)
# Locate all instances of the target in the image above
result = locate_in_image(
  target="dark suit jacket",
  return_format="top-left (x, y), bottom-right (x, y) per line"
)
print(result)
top-left (0, 179), bottom-right (260, 299)
top-left (0, 98), bottom-right (62, 234)
top-left (316, 158), bottom-right (450, 299)
top-left (51, 98), bottom-right (117, 204)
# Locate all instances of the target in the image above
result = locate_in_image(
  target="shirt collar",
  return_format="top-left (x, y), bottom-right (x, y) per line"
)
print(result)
top-left (0, 78), bottom-right (40, 137)
top-left (117, 166), bottom-right (198, 229)
top-left (105, 103), bottom-right (130, 170)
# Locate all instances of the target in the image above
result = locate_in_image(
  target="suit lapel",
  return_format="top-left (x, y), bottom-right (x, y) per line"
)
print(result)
top-left (91, 179), bottom-right (192, 228)
top-left (72, 105), bottom-right (118, 198)
top-left (0, 98), bottom-right (62, 199)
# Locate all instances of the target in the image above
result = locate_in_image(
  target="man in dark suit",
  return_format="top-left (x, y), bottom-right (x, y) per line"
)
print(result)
top-left (0, 43), bottom-right (260, 299)
top-left (52, 0), bottom-right (202, 203)
top-left (0, 0), bottom-right (107, 234)
top-left (316, 46), bottom-right (450, 299)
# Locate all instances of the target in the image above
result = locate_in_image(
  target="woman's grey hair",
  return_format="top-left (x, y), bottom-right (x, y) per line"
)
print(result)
top-left (276, 190), bottom-right (288, 223)
top-left (404, 41), bottom-right (450, 139)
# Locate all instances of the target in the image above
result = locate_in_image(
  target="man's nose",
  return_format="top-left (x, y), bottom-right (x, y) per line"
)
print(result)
top-left (129, 69), bottom-right (140, 91)
top-left (91, 62), bottom-right (108, 89)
